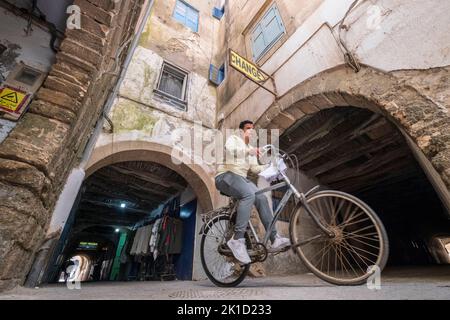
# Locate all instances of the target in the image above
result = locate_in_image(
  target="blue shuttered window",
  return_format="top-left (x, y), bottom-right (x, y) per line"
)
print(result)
top-left (209, 64), bottom-right (225, 86)
top-left (212, 6), bottom-right (225, 20)
top-left (251, 4), bottom-right (285, 61)
top-left (173, 0), bottom-right (199, 32)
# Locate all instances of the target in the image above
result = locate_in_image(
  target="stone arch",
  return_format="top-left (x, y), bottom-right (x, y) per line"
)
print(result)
top-left (256, 65), bottom-right (450, 212)
top-left (84, 140), bottom-right (216, 211)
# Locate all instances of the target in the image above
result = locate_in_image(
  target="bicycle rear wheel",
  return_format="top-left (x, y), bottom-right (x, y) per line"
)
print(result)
top-left (200, 214), bottom-right (250, 287)
top-left (290, 190), bottom-right (389, 285)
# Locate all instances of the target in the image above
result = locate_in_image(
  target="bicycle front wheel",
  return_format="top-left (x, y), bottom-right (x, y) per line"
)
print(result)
top-left (200, 214), bottom-right (250, 287)
top-left (290, 190), bottom-right (389, 285)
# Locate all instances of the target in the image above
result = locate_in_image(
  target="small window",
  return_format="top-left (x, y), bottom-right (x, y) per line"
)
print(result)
top-left (173, 0), bottom-right (199, 32)
top-left (212, 6), bottom-right (224, 20)
top-left (155, 62), bottom-right (188, 110)
top-left (209, 63), bottom-right (225, 86)
top-left (14, 67), bottom-right (42, 86)
top-left (251, 4), bottom-right (285, 61)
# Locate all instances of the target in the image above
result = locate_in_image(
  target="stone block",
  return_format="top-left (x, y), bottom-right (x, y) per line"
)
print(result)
top-left (29, 100), bottom-right (77, 125)
top-left (50, 62), bottom-right (92, 87)
top-left (36, 88), bottom-right (82, 113)
top-left (74, 0), bottom-right (114, 26)
top-left (0, 182), bottom-right (47, 226)
top-left (80, 14), bottom-right (110, 39)
top-left (60, 39), bottom-right (102, 67)
top-left (0, 159), bottom-right (50, 196)
top-left (0, 207), bottom-right (44, 251)
top-left (0, 114), bottom-right (70, 173)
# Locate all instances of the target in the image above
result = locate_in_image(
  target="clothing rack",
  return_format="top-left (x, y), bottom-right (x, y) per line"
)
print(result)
top-left (134, 194), bottom-right (181, 229)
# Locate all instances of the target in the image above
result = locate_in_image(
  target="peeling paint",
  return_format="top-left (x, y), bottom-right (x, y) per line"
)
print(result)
top-left (0, 118), bottom-right (15, 143)
top-left (111, 100), bottom-right (157, 135)
top-left (0, 41), bottom-right (21, 81)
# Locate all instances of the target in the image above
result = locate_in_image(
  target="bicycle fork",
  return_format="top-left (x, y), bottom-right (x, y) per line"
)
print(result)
top-left (278, 171), bottom-right (335, 240)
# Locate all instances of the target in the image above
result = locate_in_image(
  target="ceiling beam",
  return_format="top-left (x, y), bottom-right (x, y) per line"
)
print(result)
top-left (110, 165), bottom-right (186, 191)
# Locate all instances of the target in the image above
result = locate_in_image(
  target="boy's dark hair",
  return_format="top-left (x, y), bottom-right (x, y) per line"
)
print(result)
top-left (239, 120), bottom-right (254, 130)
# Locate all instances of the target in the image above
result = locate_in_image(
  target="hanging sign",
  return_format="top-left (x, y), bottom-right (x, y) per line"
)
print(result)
top-left (228, 49), bottom-right (277, 96)
top-left (229, 49), bottom-right (270, 83)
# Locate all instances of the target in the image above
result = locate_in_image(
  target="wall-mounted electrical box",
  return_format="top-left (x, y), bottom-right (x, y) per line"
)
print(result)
top-left (0, 63), bottom-right (46, 121)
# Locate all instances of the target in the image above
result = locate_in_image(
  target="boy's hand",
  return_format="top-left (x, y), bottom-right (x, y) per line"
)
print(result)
top-left (249, 147), bottom-right (261, 157)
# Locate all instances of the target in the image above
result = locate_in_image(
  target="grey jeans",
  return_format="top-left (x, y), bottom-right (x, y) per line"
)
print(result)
top-left (215, 171), bottom-right (277, 242)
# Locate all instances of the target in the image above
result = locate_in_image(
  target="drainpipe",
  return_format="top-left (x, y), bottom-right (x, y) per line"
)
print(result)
top-left (24, 0), bottom-right (155, 288)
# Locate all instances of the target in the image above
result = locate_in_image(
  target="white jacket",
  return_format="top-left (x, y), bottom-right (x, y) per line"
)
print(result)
top-left (216, 132), bottom-right (267, 178)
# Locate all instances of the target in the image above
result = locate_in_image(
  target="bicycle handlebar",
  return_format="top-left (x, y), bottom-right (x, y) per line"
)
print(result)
top-left (260, 144), bottom-right (301, 187)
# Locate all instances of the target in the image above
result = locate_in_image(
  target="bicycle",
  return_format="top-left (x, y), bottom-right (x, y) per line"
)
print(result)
top-left (199, 145), bottom-right (389, 287)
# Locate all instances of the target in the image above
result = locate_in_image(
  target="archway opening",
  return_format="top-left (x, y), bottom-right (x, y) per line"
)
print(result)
top-left (278, 106), bottom-right (450, 267)
top-left (46, 160), bottom-right (202, 283)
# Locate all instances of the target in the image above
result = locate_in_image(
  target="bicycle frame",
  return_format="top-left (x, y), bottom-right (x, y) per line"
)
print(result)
top-left (248, 169), bottom-right (334, 247)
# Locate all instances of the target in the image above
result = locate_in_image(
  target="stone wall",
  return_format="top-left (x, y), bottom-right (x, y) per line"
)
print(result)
top-left (0, 0), bottom-right (145, 291)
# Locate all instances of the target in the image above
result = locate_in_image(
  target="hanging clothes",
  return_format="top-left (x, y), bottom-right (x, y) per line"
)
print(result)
top-left (130, 227), bottom-right (142, 255)
top-left (150, 218), bottom-right (163, 259)
top-left (140, 224), bottom-right (153, 255)
top-left (169, 196), bottom-right (181, 218)
top-left (158, 216), bottom-right (183, 255)
top-left (168, 218), bottom-right (183, 254)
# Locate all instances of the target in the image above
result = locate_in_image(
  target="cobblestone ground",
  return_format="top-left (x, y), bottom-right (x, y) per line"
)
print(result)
top-left (0, 266), bottom-right (449, 300)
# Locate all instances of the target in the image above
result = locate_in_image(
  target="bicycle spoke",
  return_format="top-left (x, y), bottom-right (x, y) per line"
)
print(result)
top-left (335, 243), bottom-right (346, 276)
top-left (291, 192), bottom-right (386, 284)
top-left (338, 210), bottom-right (366, 228)
top-left (327, 241), bottom-right (331, 276)
top-left (339, 216), bottom-right (370, 229)
top-left (217, 219), bottom-right (227, 235)
top-left (341, 238), bottom-right (375, 267)
top-left (202, 216), bottom-right (247, 284)
top-left (332, 197), bottom-right (347, 225)
top-left (339, 239), bottom-right (370, 273)
top-left (346, 242), bottom-right (380, 260)
top-left (308, 240), bottom-right (334, 265)
top-left (343, 235), bottom-right (380, 250)
top-left (347, 224), bottom-right (376, 235)
top-left (333, 244), bottom-right (338, 278)
top-left (340, 205), bottom-right (360, 226)
top-left (342, 231), bottom-right (379, 242)
top-left (337, 243), bottom-right (359, 278)
top-left (316, 199), bottom-right (331, 227)
top-left (318, 243), bottom-right (334, 271)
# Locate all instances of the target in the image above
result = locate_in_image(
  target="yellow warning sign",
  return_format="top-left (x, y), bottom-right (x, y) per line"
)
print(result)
top-left (229, 49), bottom-right (270, 84)
top-left (0, 86), bottom-right (29, 113)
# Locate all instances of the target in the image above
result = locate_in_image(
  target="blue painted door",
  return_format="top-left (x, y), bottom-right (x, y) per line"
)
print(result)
top-left (175, 199), bottom-right (197, 280)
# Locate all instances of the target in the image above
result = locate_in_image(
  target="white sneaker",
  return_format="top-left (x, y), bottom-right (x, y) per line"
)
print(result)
top-left (227, 238), bottom-right (251, 265)
top-left (271, 234), bottom-right (291, 250)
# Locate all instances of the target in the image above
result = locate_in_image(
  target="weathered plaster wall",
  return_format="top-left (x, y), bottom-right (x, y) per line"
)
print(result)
top-left (216, 0), bottom-right (323, 113)
top-left (0, 8), bottom-right (56, 79)
top-left (219, 0), bottom-right (450, 130)
top-left (140, 0), bottom-right (217, 79)
top-left (93, 0), bottom-right (220, 216)
top-left (0, 8), bottom-right (59, 144)
top-left (118, 46), bottom-right (216, 128)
